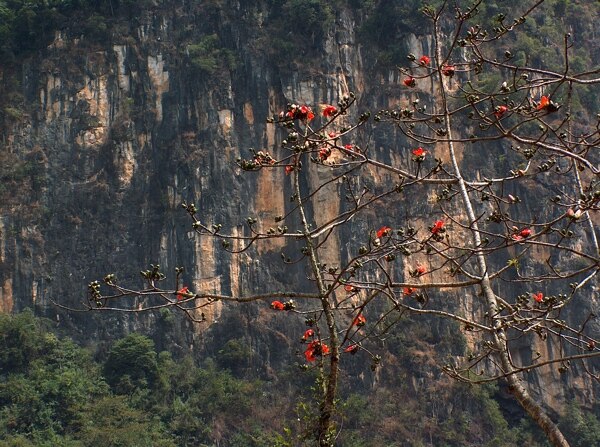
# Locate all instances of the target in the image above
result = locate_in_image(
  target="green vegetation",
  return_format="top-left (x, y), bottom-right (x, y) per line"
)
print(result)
top-left (0, 311), bottom-right (278, 446)
top-left (188, 34), bottom-right (237, 75)
top-left (1, 311), bottom-right (599, 446)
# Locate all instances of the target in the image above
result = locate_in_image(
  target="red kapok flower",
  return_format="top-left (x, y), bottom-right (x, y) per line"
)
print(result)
top-left (352, 314), bottom-right (367, 327)
top-left (322, 105), bottom-right (338, 118)
top-left (431, 220), bottom-right (445, 234)
top-left (376, 226), bottom-right (392, 238)
top-left (537, 95), bottom-right (550, 111)
top-left (284, 165), bottom-right (294, 175)
top-left (177, 286), bottom-right (189, 301)
top-left (270, 300), bottom-right (285, 310)
top-left (344, 344), bottom-right (360, 354)
top-left (302, 329), bottom-right (315, 341)
top-left (412, 264), bottom-right (426, 277)
top-left (412, 147), bottom-right (427, 157)
top-left (299, 105), bottom-right (315, 121)
top-left (304, 345), bottom-right (316, 362)
top-left (533, 292), bottom-right (544, 303)
top-left (419, 55), bottom-right (431, 66)
top-left (442, 64), bottom-right (455, 77)
top-left (403, 287), bottom-right (416, 296)
top-left (344, 284), bottom-right (356, 293)
top-left (494, 105), bottom-right (508, 119)
top-left (319, 147), bottom-right (331, 161)
top-left (304, 341), bottom-right (329, 362)
top-left (519, 228), bottom-right (532, 238)
top-left (403, 77), bottom-right (416, 88)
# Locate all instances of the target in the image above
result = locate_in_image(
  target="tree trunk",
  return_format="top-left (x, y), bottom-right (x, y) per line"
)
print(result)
top-left (433, 22), bottom-right (571, 447)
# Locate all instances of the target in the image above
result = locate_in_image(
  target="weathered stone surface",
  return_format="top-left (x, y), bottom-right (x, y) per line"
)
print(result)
top-left (0, 1), bottom-right (597, 413)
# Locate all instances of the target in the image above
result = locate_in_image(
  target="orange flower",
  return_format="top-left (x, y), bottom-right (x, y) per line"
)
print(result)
top-left (431, 220), bottom-right (445, 234)
top-left (533, 292), bottom-right (544, 303)
top-left (494, 105), bottom-right (508, 119)
top-left (403, 287), bottom-right (416, 296)
top-left (537, 95), bottom-right (550, 111)
top-left (344, 344), bottom-right (360, 354)
top-left (412, 147), bottom-right (427, 157)
top-left (419, 55), bottom-right (431, 66)
top-left (442, 64), bottom-right (455, 77)
top-left (344, 284), bottom-right (356, 293)
top-left (519, 228), bottom-right (532, 238)
top-left (352, 314), bottom-right (367, 327)
top-left (403, 77), bottom-right (416, 87)
top-left (376, 226), bottom-right (392, 238)
top-left (284, 165), bottom-right (294, 175)
top-left (304, 341), bottom-right (329, 362)
top-left (270, 300), bottom-right (285, 310)
top-left (319, 147), bottom-right (331, 161)
top-left (285, 104), bottom-right (315, 121)
top-left (302, 329), bottom-right (315, 341)
top-left (177, 286), bottom-right (189, 301)
top-left (412, 264), bottom-right (426, 277)
top-left (512, 228), bottom-right (532, 241)
top-left (299, 105), bottom-right (315, 121)
top-left (322, 105), bottom-right (338, 117)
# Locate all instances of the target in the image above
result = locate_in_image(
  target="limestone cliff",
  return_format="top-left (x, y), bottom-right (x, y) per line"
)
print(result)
top-left (0, 0), bottom-right (598, 415)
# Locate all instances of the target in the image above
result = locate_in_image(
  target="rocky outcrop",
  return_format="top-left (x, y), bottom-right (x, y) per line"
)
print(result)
top-left (0, 0), bottom-right (597, 413)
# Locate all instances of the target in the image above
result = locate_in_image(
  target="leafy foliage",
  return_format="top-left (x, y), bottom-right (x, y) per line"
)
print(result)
top-left (2, 312), bottom-right (599, 445)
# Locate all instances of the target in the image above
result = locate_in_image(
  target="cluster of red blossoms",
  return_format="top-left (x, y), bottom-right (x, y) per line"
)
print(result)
top-left (342, 144), bottom-right (361, 156)
top-left (511, 227), bottom-right (532, 241)
top-left (442, 64), bottom-right (455, 77)
top-left (431, 220), bottom-right (445, 234)
top-left (404, 56), bottom-right (458, 86)
top-left (533, 292), bottom-right (544, 303)
top-left (322, 105), bottom-right (338, 118)
top-left (305, 340), bottom-right (330, 362)
top-left (352, 314), bottom-right (367, 327)
top-left (280, 104), bottom-right (315, 121)
top-left (419, 55), bottom-right (430, 66)
top-left (301, 328), bottom-right (314, 341)
top-left (536, 95), bottom-right (560, 113)
top-left (177, 286), bottom-right (190, 301)
top-left (494, 105), bottom-right (509, 119)
top-left (270, 300), bottom-right (296, 311)
top-left (411, 264), bottom-right (427, 277)
top-left (403, 287), bottom-right (416, 296)
top-left (280, 104), bottom-right (340, 121)
top-left (412, 147), bottom-right (427, 161)
top-left (537, 95), bottom-right (550, 111)
top-left (403, 76), bottom-right (416, 88)
top-left (319, 147), bottom-right (332, 161)
top-left (376, 226), bottom-right (392, 238)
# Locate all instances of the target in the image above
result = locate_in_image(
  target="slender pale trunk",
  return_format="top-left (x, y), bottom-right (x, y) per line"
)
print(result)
top-left (433, 24), bottom-right (570, 447)
top-left (294, 162), bottom-right (340, 446)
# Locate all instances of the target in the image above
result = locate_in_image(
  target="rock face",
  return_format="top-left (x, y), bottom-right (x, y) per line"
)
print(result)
top-left (0, 1), bottom-right (598, 411)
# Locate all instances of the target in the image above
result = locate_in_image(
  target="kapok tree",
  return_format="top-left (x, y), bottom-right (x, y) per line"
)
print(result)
top-left (69, 1), bottom-right (600, 446)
